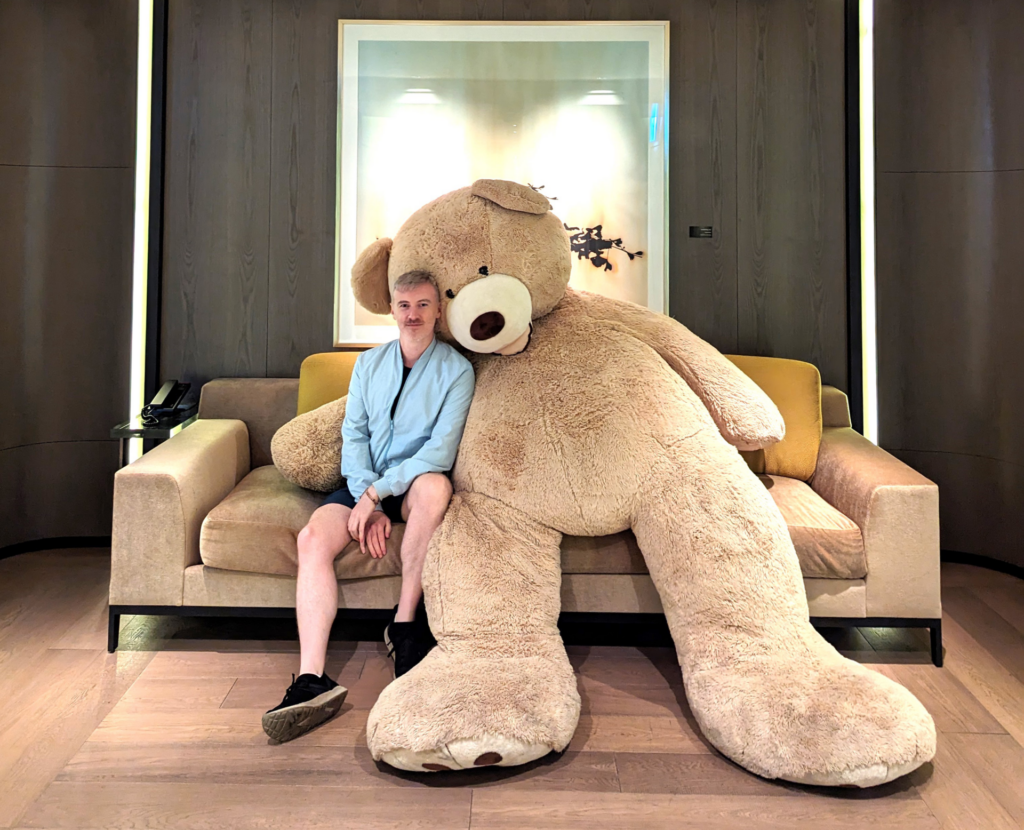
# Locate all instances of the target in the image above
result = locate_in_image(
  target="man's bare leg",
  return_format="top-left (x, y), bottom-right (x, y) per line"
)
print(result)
top-left (394, 473), bottom-right (453, 623)
top-left (296, 504), bottom-right (353, 676)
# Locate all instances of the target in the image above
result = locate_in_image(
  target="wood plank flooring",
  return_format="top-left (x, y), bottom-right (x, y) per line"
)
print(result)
top-left (2, 550), bottom-right (1024, 829)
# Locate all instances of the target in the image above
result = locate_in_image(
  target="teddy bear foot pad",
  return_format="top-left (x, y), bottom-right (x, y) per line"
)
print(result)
top-left (381, 734), bottom-right (553, 772)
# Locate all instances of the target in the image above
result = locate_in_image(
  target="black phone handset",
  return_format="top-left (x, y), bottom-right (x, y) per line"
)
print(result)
top-left (140, 380), bottom-right (191, 425)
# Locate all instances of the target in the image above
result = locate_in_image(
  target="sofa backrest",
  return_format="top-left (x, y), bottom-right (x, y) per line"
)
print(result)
top-left (213, 351), bottom-right (827, 480)
top-left (198, 378), bottom-right (299, 468)
top-left (725, 355), bottom-right (822, 481)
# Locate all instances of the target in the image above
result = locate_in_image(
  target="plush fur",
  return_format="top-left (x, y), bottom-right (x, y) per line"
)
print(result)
top-left (273, 180), bottom-right (936, 786)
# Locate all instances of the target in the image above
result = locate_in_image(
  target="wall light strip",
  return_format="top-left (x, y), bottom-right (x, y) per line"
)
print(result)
top-left (859, 0), bottom-right (878, 444)
top-left (128, 0), bottom-right (154, 464)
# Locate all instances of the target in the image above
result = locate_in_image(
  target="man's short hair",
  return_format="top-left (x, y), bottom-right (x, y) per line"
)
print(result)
top-left (392, 269), bottom-right (439, 302)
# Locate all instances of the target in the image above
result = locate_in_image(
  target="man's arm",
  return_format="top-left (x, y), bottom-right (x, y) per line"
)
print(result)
top-left (340, 357), bottom-right (378, 502)
top-left (371, 365), bottom-right (475, 499)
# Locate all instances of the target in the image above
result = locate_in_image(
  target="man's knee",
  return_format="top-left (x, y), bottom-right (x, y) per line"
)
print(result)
top-left (297, 512), bottom-right (348, 564)
top-left (408, 473), bottom-right (453, 516)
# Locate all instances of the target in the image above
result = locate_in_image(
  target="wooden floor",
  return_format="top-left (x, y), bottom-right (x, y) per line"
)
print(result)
top-left (2, 551), bottom-right (1024, 829)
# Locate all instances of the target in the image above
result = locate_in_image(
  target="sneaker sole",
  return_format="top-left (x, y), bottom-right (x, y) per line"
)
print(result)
top-left (262, 686), bottom-right (348, 743)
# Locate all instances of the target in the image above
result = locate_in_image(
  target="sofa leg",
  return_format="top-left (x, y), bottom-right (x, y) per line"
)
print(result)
top-left (930, 620), bottom-right (943, 667)
top-left (107, 608), bottom-right (120, 653)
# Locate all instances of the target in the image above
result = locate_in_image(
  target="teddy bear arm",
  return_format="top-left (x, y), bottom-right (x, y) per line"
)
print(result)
top-left (270, 395), bottom-right (347, 493)
top-left (572, 289), bottom-right (785, 450)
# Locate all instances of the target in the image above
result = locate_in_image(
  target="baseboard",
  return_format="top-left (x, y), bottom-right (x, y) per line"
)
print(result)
top-left (942, 549), bottom-right (1024, 582)
top-left (0, 536), bottom-right (111, 561)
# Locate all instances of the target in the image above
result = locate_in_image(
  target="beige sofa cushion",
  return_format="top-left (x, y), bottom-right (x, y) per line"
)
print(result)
top-left (200, 465), bottom-right (864, 583)
top-left (200, 466), bottom-right (403, 579)
top-left (760, 475), bottom-right (866, 579)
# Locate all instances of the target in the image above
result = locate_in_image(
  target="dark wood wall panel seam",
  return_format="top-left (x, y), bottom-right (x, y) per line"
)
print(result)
top-left (881, 168), bottom-right (1024, 175)
top-left (1, 440), bottom-right (119, 454)
top-left (884, 448), bottom-right (1024, 473)
top-left (0, 163), bottom-right (133, 170)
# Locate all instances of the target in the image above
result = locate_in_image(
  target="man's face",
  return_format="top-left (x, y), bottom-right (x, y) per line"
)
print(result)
top-left (391, 282), bottom-right (441, 335)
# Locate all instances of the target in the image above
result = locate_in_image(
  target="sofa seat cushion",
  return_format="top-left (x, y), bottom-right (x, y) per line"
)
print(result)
top-left (200, 465), bottom-right (403, 579)
top-left (760, 475), bottom-right (866, 579)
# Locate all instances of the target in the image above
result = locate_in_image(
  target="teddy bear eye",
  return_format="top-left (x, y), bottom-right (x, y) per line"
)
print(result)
top-left (478, 265), bottom-right (489, 275)
top-left (445, 289), bottom-right (455, 299)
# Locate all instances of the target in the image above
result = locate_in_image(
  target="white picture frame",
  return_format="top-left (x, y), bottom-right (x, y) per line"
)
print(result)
top-left (335, 20), bottom-right (669, 347)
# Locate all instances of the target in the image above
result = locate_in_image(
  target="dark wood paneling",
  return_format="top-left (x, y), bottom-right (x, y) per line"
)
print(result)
top-left (167, 0), bottom-right (844, 386)
top-left (876, 170), bottom-right (1024, 463)
top-left (0, 0), bottom-right (136, 168)
top-left (160, 0), bottom-right (273, 386)
top-left (669, 0), bottom-right (738, 353)
top-left (876, 1), bottom-right (1024, 567)
top-left (876, 170), bottom-right (1024, 569)
top-left (0, 166), bottom-right (135, 451)
top-left (893, 450), bottom-right (1024, 570)
top-left (736, 0), bottom-right (847, 390)
top-left (266, 0), bottom-right (341, 377)
top-left (875, 0), bottom-right (1024, 173)
top-left (0, 443), bottom-right (120, 548)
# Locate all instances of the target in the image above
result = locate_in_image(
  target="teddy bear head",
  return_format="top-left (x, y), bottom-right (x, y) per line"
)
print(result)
top-left (351, 179), bottom-right (571, 356)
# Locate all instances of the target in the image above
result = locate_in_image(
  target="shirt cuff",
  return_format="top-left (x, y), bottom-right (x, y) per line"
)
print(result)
top-left (371, 477), bottom-right (393, 500)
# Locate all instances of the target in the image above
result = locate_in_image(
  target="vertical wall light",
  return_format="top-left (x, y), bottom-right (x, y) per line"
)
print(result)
top-left (128, 0), bottom-right (154, 463)
top-left (859, 0), bottom-right (878, 443)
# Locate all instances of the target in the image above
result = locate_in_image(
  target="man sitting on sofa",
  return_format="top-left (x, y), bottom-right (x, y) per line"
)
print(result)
top-left (262, 269), bottom-right (475, 743)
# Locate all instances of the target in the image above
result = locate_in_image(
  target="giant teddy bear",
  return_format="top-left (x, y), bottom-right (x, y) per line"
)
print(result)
top-left (272, 179), bottom-right (936, 787)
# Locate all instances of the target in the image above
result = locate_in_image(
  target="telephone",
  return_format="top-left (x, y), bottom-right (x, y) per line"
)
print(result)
top-left (140, 380), bottom-right (192, 425)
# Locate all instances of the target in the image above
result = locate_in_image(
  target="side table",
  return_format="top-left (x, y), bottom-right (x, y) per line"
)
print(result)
top-left (110, 407), bottom-right (198, 469)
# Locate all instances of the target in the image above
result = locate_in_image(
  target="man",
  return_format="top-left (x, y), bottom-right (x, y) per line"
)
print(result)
top-left (262, 270), bottom-right (474, 743)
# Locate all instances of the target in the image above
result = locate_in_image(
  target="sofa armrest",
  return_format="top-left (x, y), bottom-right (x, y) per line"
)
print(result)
top-left (110, 419), bottom-right (250, 606)
top-left (810, 427), bottom-right (940, 618)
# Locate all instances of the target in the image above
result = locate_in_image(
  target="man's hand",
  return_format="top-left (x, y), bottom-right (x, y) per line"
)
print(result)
top-left (347, 492), bottom-right (379, 554)
top-left (364, 511), bottom-right (391, 559)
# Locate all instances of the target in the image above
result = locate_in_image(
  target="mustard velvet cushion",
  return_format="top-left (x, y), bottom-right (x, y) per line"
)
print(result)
top-left (726, 355), bottom-right (823, 481)
top-left (297, 351), bottom-right (360, 415)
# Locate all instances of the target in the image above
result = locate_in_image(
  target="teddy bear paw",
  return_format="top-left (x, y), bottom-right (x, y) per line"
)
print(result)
top-left (685, 651), bottom-right (936, 788)
top-left (367, 648), bottom-right (581, 773)
top-left (380, 734), bottom-right (552, 772)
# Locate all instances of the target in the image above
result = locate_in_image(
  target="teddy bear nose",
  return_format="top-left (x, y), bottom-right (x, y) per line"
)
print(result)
top-left (470, 311), bottom-right (505, 341)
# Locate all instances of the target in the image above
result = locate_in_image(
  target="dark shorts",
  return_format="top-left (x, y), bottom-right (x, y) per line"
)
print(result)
top-left (322, 479), bottom-right (406, 524)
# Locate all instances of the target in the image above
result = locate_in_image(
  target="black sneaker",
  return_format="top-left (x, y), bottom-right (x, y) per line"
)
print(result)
top-left (384, 621), bottom-right (432, 678)
top-left (262, 672), bottom-right (347, 743)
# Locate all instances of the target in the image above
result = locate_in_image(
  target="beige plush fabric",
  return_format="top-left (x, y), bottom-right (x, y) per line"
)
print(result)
top-left (199, 465), bottom-right (403, 579)
top-left (760, 475), bottom-right (866, 579)
top-left (110, 419), bottom-right (249, 606)
top-left (277, 180), bottom-right (935, 786)
top-left (270, 396), bottom-right (347, 493)
top-left (811, 427), bottom-right (941, 618)
top-left (198, 378), bottom-right (299, 469)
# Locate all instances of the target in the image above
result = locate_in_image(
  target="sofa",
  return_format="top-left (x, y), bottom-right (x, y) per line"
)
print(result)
top-left (108, 353), bottom-right (942, 664)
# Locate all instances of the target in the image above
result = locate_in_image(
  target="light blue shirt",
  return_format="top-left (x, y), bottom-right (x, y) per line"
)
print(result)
top-left (341, 337), bottom-right (475, 502)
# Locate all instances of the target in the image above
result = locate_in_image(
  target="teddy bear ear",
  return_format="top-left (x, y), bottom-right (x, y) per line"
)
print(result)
top-left (471, 179), bottom-right (551, 215)
top-left (351, 237), bottom-right (393, 315)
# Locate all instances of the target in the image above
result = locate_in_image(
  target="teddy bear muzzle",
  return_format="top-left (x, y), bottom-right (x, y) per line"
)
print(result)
top-left (446, 273), bottom-right (533, 355)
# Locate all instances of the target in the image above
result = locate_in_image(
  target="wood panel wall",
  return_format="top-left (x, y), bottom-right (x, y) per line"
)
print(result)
top-left (875, 0), bottom-right (1024, 567)
top-left (160, 0), bottom-right (848, 389)
top-left (0, 1), bottom-right (136, 549)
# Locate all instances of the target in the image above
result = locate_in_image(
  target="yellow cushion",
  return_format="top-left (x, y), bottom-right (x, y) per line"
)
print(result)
top-left (297, 352), bottom-right (360, 415)
top-left (725, 355), bottom-right (822, 481)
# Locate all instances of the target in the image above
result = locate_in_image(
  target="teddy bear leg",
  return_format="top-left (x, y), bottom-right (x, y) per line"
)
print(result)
top-left (366, 492), bottom-right (580, 772)
top-left (631, 431), bottom-right (935, 787)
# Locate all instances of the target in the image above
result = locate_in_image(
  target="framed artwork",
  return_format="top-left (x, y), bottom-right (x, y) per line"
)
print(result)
top-left (335, 21), bottom-right (669, 347)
